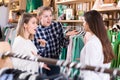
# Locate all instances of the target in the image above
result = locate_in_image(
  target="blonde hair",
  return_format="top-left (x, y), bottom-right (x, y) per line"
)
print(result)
top-left (16, 13), bottom-right (35, 40)
top-left (37, 6), bottom-right (52, 17)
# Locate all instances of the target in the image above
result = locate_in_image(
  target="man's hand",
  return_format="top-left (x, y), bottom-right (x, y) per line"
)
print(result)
top-left (38, 39), bottom-right (47, 47)
top-left (66, 30), bottom-right (79, 37)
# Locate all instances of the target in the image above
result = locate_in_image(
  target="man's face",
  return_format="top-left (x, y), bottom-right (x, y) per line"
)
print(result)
top-left (40, 10), bottom-right (53, 27)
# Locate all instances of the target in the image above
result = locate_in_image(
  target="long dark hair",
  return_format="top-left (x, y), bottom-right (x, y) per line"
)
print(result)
top-left (84, 10), bottom-right (114, 63)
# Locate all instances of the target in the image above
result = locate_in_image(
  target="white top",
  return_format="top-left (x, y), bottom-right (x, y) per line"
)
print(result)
top-left (12, 36), bottom-right (43, 73)
top-left (80, 35), bottom-right (110, 80)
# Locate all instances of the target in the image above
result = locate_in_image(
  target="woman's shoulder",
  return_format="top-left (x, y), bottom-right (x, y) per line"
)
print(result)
top-left (12, 36), bottom-right (26, 48)
top-left (85, 35), bottom-right (102, 50)
top-left (14, 36), bottom-right (26, 42)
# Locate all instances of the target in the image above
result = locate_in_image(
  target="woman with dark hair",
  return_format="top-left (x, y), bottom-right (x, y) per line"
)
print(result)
top-left (80, 10), bottom-right (114, 80)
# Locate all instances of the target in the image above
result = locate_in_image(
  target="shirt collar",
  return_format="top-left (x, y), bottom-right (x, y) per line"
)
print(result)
top-left (39, 24), bottom-right (52, 30)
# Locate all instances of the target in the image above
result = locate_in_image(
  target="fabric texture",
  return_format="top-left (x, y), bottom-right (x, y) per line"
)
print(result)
top-left (80, 35), bottom-right (110, 80)
top-left (33, 21), bottom-right (69, 59)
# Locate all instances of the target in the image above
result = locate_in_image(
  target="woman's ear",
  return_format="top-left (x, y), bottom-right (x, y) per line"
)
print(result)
top-left (24, 23), bottom-right (28, 28)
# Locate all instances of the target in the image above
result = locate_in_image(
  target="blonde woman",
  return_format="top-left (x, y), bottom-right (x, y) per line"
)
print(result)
top-left (12, 13), bottom-right (50, 73)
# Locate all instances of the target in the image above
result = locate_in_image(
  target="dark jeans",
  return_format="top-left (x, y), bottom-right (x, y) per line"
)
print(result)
top-left (42, 64), bottom-right (60, 76)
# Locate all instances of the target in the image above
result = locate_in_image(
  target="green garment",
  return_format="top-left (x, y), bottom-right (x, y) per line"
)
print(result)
top-left (60, 35), bottom-right (84, 78)
top-left (107, 30), bottom-right (120, 80)
top-left (107, 29), bottom-right (112, 42)
top-left (71, 35), bottom-right (84, 78)
top-left (59, 47), bottom-right (67, 60)
top-left (110, 31), bottom-right (120, 68)
top-left (117, 44), bottom-right (120, 80)
top-left (72, 35), bottom-right (84, 62)
top-left (118, 31), bottom-right (120, 40)
top-left (111, 41), bottom-right (120, 68)
top-left (26, 0), bottom-right (43, 12)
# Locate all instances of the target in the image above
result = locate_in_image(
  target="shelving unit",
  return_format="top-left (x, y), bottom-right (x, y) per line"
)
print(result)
top-left (8, 0), bottom-right (26, 11)
top-left (57, 20), bottom-right (83, 23)
top-left (7, 0), bottom-right (26, 23)
top-left (55, 0), bottom-right (95, 25)
top-left (56, 0), bottom-right (94, 5)
top-left (96, 7), bottom-right (120, 27)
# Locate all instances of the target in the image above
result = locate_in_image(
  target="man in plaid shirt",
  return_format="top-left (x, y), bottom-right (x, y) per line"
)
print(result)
top-left (33, 6), bottom-right (79, 76)
top-left (34, 21), bottom-right (69, 59)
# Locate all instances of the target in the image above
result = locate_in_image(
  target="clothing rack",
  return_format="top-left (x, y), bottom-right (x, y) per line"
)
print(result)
top-left (1, 51), bottom-right (120, 76)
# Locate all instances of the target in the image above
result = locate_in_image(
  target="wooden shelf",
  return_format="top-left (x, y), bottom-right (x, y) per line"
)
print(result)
top-left (57, 20), bottom-right (83, 23)
top-left (11, 9), bottom-right (25, 12)
top-left (56, 0), bottom-right (95, 4)
top-left (11, 0), bottom-right (19, 3)
top-left (96, 7), bottom-right (120, 12)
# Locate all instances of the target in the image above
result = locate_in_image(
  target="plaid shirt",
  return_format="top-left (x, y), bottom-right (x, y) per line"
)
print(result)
top-left (33, 21), bottom-right (69, 59)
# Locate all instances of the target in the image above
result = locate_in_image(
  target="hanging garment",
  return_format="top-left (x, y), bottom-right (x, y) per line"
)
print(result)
top-left (72, 35), bottom-right (84, 62)
top-left (3, 26), bottom-right (16, 45)
top-left (70, 35), bottom-right (84, 78)
top-left (0, 6), bottom-right (9, 27)
top-left (26, 0), bottom-right (43, 12)
top-left (110, 31), bottom-right (120, 68)
top-left (110, 40), bottom-right (120, 68)
top-left (66, 35), bottom-right (74, 62)
top-left (0, 27), bottom-right (2, 39)
top-left (0, 74), bottom-right (13, 80)
top-left (59, 47), bottom-right (67, 60)
top-left (0, 68), bottom-right (50, 80)
top-left (65, 35), bottom-right (84, 78)
top-left (117, 44), bottom-right (120, 68)
top-left (107, 29), bottom-right (112, 42)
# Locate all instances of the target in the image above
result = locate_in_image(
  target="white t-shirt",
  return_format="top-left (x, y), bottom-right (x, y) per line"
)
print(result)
top-left (80, 35), bottom-right (110, 80)
top-left (12, 36), bottom-right (43, 73)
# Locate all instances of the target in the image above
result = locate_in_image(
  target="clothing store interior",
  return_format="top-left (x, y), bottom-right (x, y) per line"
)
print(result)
top-left (1, 0), bottom-right (120, 80)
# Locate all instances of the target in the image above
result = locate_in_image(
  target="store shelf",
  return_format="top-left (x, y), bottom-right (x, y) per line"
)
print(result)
top-left (103, 18), bottom-right (120, 21)
top-left (56, 0), bottom-right (95, 5)
top-left (11, 0), bottom-right (19, 3)
top-left (11, 9), bottom-right (25, 12)
top-left (57, 20), bottom-right (83, 23)
top-left (96, 7), bottom-right (120, 13)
